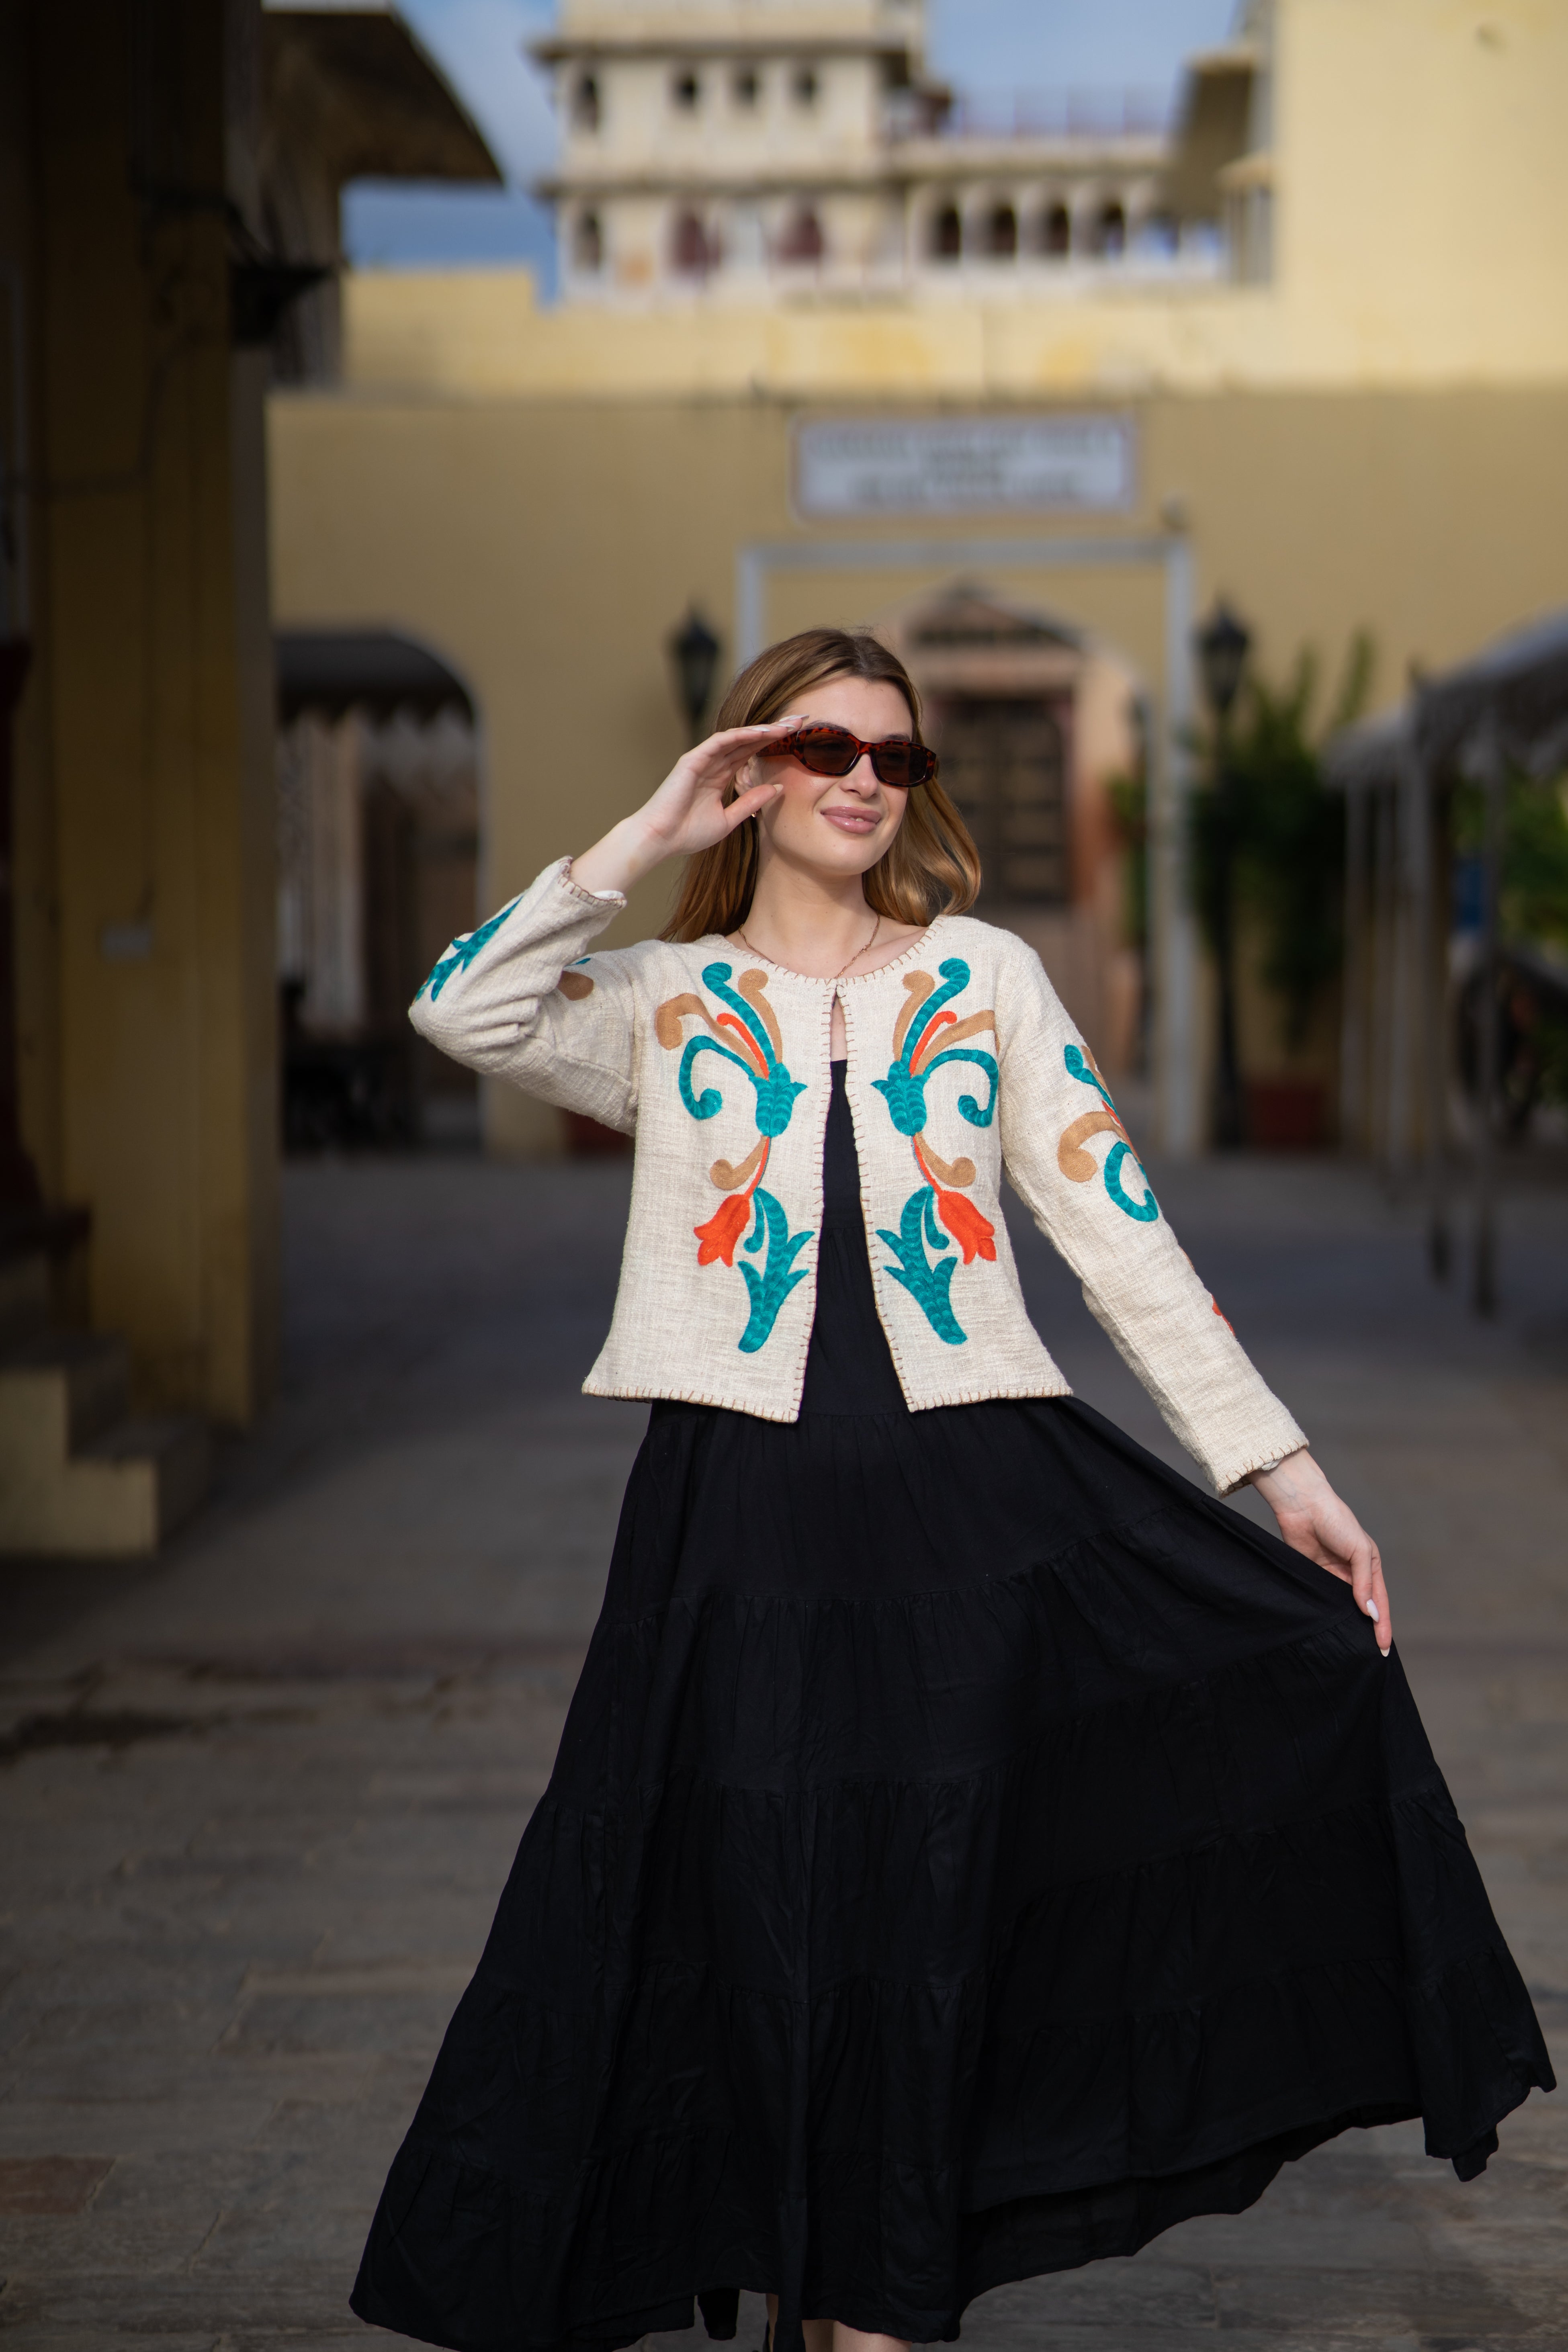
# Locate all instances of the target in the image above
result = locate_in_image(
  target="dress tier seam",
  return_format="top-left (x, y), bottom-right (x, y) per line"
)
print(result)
top-left (588, 1630), bottom-right (1418, 1808)
top-left (596, 1494), bottom-right (1354, 1634)
top-left (460, 1900), bottom-right (1501, 2022)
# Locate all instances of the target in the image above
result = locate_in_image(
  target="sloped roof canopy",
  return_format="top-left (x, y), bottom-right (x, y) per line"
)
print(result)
top-left (262, 0), bottom-right (502, 184)
top-left (1326, 606), bottom-right (1568, 791)
top-left (902, 583), bottom-right (1081, 651)
top-left (276, 629), bottom-right (476, 724)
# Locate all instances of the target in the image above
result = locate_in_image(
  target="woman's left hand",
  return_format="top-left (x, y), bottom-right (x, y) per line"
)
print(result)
top-left (1250, 1448), bottom-right (1391, 1655)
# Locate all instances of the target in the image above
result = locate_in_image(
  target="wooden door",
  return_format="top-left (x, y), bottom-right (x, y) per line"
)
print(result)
top-left (930, 694), bottom-right (1073, 906)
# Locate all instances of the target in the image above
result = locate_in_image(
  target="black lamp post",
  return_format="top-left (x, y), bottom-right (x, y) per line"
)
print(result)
top-left (1196, 600), bottom-right (1251, 727)
top-left (669, 608), bottom-right (722, 743)
top-left (1195, 599), bottom-right (1253, 1150)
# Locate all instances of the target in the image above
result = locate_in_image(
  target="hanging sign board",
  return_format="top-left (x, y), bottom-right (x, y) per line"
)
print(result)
top-left (793, 414), bottom-right (1136, 520)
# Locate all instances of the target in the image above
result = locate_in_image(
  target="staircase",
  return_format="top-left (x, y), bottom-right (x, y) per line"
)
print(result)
top-left (0, 1240), bottom-right (210, 1556)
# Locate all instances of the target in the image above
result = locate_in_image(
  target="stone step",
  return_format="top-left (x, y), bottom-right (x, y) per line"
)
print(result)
top-left (0, 1408), bottom-right (211, 1557)
top-left (0, 1322), bottom-right (211, 1557)
top-left (0, 1330), bottom-right (131, 1459)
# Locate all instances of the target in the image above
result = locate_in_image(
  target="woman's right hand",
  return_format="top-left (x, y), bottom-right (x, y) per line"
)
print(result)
top-left (570, 721), bottom-right (796, 899)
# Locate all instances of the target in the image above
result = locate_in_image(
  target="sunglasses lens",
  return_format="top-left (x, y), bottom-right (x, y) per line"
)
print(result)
top-left (870, 741), bottom-right (935, 788)
top-left (792, 726), bottom-right (858, 777)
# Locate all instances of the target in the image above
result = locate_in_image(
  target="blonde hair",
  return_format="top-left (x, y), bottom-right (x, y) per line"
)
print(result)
top-left (661, 627), bottom-right (982, 943)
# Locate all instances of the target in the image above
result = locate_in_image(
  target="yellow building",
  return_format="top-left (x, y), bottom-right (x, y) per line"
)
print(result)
top-left (269, 0), bottom-right (1568, 1168)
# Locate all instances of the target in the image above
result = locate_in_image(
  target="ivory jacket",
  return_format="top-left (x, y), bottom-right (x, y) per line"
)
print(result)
top-left (409, 858), bottom-right (1307, 1494)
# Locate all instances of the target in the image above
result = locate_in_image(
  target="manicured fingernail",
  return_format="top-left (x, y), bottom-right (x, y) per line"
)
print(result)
top-left (1366, 1600), bottom-right (1379, 1621)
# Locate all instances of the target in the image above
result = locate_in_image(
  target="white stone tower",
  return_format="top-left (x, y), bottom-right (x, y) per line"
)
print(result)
top-left (535, 0), bottom-right (940, 301)
top-left (534, 0), bottom-right (1212, 306)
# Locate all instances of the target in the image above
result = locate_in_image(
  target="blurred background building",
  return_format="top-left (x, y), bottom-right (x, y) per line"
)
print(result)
top-left (270, 0), bottom-right (1568, 1161)
top-left (536, 0), bottom-right (1217, 305)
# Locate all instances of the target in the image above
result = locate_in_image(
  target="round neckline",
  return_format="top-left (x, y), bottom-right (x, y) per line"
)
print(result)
top-left (701, 917), bottom-right (944, 988)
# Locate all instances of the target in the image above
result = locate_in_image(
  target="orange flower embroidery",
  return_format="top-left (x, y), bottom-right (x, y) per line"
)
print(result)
top-left (694, 1191), bottom-right (752, 1267)
top-left (933, 1186), bottom-right (997, 1266)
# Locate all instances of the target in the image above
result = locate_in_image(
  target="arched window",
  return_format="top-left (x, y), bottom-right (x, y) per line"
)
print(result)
top-left (987, 202), bottom-right (1017, 258)
top-left (733, 66), bottom-right (759, 106)
top-left (1041, 202), bottom-right (1071, 258)
top-left (931, 203), bottom-right (962, 261)
top-left (792, 64), bottom-right (819, 106)
top-left (1093, 200), bottom-right (1126, 257)
top-left (573, 210), bottom-right (603, 273)
top-left (672, 69), bottom-right (700, 111)
top-left (572, 72), bottom-right (599, 131)
top-left (779, 207), bottom-right (825, 264)
top-left (672, 211), bottom-right (714, 277)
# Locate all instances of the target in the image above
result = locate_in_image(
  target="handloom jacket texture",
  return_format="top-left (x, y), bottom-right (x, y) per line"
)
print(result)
top-left (409, 858), bottom-right (1307, 1494)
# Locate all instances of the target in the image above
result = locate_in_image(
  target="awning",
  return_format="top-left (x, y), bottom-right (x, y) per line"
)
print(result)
top-left (276, 629), bottom-right (475, 724)
top-left (1322, 600), bottom-right (1568, 1314)
top-left (1327, 605), bottom-right (1568, 790)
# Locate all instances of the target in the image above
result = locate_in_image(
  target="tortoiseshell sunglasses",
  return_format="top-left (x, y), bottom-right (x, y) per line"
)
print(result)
top-left (772, 721), bottom-right (938, 789)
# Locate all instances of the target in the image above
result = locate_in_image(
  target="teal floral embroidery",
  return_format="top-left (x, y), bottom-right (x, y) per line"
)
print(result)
top-left (1057, 1044), bottom-right (1159, 1222)
top-left (735, 1188), bottom-right (813, 1355)
top-left (417, 897), bottom-right (520, 1002)
top-left (872, 960), bottom-right (999, 1346)
top-left (656, 964), bottom-right (812, 1355)
top-left (876, 1186), bottom-right (964, 1345)
top-left (873, 958), bottom-right (997, 1135)
top-left (675, 965), bottom-right (805, 1138)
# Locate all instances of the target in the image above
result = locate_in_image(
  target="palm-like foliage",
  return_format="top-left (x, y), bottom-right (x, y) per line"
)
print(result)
top-left (1189, 632), bottom-right (1373, 1052)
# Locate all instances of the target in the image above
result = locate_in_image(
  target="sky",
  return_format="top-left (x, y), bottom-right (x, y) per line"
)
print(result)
top-left (342, 0), bottom-right (1239, 291)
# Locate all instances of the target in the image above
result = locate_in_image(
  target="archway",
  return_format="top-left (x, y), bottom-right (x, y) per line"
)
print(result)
top-left (778, 206), bottom-right (825, 266)
top-left (1040, 201), bottom-right (1071, 258)
top-left (930, 202), bottom-right (962, 261)
top-left (986, 201), bottom-right (1018, 259)
top-left (274, 628), bottom-right (481, 1150)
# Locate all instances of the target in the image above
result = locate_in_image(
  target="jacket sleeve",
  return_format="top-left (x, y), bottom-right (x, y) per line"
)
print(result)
top-left (408, 858), bottom-right (640, 1134)
top-left (995, 943), bottom-right (1306, 1494)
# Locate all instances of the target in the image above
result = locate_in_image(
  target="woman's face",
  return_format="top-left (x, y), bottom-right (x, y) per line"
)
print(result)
top-left (747, 674), bottom-right (915, 884)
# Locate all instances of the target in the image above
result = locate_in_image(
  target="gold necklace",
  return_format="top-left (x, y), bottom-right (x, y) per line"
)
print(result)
top-left (736, 911), bottom-right (880, 982)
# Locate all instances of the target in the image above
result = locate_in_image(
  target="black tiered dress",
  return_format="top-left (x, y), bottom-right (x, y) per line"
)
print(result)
top-left (352, 1066), bottom-right (1552, 2352)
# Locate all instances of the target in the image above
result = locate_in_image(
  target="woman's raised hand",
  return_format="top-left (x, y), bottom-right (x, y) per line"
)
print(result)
top-left (571, 722), bottom-right (794, 899)
top-left (1250, 1448), bottom-right (1392, 1655)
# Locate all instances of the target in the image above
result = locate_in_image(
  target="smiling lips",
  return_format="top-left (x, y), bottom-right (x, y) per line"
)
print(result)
top-left (821, 804), bottom-right (882, 835)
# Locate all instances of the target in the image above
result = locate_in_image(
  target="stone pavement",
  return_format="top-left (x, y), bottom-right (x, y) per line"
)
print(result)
top-left (2, 1149), bottom-right (1566, 2352)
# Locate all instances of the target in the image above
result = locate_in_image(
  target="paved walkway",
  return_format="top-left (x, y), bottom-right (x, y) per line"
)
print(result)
top-left (3, 1150), bottom-right (1566, 2350)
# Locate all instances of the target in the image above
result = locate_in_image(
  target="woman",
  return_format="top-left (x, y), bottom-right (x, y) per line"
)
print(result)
top-left (352, 628), bottom-right (1550, 2352)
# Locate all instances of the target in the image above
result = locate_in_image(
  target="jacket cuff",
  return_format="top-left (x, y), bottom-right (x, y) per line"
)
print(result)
top-left (559, 856), bottom-right (626, 911)
top-left (1213, 1419), bottom-right (1309, 1497)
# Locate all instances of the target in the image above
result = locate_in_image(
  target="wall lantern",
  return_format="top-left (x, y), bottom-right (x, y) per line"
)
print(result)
top-left (669, 608), bottom-right (722, 741)
top-left (1195, 598), bottom-right (1253, 725)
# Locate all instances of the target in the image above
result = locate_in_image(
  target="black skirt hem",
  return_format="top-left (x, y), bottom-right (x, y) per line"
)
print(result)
top-left (349, 2045), bottom-right (1545, 2352)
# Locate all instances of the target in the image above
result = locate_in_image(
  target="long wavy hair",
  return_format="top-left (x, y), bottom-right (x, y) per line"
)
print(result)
top-left (661, 627), bottom-right (982, 943)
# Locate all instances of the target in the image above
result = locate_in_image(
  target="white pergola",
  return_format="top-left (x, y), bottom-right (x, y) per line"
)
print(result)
top-left (1326, 608), bottom-right (1568, 1310)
